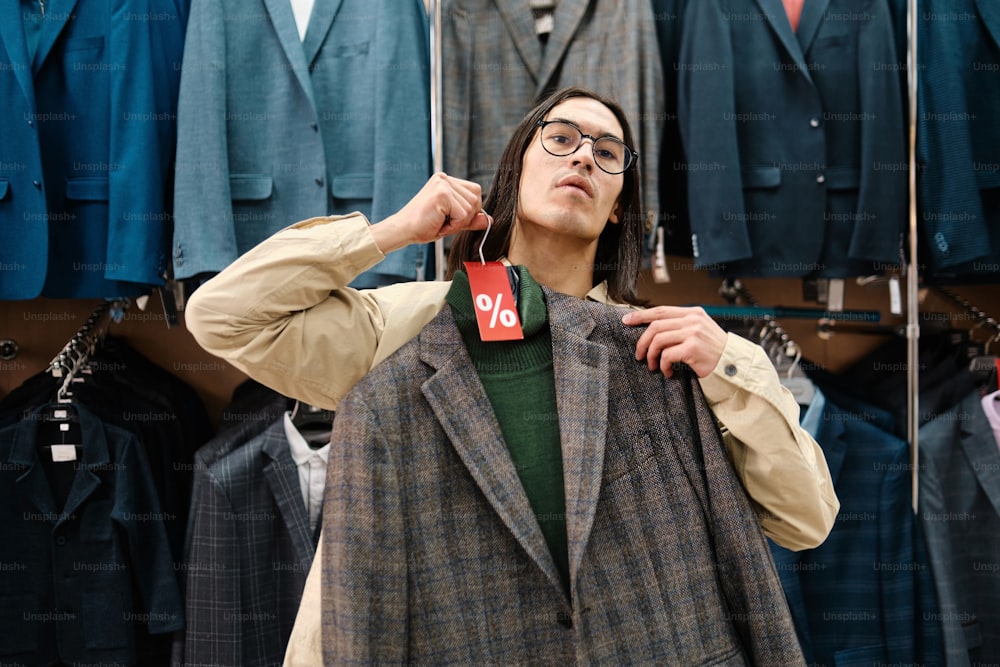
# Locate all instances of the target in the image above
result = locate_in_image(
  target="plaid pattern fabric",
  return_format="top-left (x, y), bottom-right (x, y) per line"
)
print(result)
top-left (183, 421), bottom-right (316, 667)
top-left (322, 289), bottom-right (803, 664)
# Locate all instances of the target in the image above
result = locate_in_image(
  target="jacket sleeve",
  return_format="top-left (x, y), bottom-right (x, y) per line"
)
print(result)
top-left (184, 213), bottom-right (448, 410)
top-left (698, 333), bottom-right (839, 550)
top-left (322, 394), bottom-right (408, 663)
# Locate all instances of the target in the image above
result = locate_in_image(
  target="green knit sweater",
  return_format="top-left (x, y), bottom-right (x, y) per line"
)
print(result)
top-left (446, 267), bottom-right (569, 593)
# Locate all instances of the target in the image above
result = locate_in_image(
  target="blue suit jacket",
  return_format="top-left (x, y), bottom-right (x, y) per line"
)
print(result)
top-left (677, 0), bottom-right (907, 277)
top-left (172, 0), bottom-right (431, 287)
top-left (769, 393), bottom-right (943, 666)
top-left (0, 0), bottom-right (186, 299)
top-left (917, 0), bottom-right (1000, 278)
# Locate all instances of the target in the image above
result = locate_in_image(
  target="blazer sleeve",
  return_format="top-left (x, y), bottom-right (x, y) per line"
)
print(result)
top-left (113, 433), bottom-right (185, 635)
top-left (322, 394), bottom-right (408, 663)
top-left (676, 0), bottom-right (752, 266)
top-left (172, 0), bottom-right (241, 278)
top-left (182, 467), bottom-right (242, 667)
top-left (105, 0), bottom-right (181, 285)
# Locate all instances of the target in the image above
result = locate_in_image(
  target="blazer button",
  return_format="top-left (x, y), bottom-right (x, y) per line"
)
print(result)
top-left (556, 614), bottom-right (573, 629)
top-left (724, 364), bottom-right (737, 377)
top-left (816, 174), bottom-right (826, 184)
top-left (55, 536), bottom-right (67, 546)
top-left (315, 177), bottom-right (324, 187)
top-left (809, 118), bottom-right (820, 128)
top-left (32, 180), bottom-right (42, 189)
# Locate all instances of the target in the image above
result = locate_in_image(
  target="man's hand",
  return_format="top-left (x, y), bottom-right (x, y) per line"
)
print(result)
top-left (622, 306), bottom-right (729, 378)
top-left (371, 172), bottom-right (491, 254)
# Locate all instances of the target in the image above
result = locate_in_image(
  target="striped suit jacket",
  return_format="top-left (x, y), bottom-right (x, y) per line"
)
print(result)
top-left (322, 289), bottom-right (804, 664)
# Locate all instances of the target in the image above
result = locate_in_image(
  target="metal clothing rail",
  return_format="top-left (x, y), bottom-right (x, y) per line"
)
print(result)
top-left (905, 0), bottom-right (920, 512)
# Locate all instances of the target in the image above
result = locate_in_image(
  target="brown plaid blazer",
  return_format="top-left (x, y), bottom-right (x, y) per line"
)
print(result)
top-left (322, 289), bottom-right (804, 665)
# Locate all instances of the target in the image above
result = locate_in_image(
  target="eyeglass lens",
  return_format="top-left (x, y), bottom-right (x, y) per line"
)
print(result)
top-left (539, 121), bottom-right (631, 174)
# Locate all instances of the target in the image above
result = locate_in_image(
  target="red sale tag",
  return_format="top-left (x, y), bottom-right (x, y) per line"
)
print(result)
top-left (464, 261), bottom-right (524, 341)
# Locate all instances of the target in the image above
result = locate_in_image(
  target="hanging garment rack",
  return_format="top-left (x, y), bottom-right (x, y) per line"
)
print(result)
top-left (47, 299), bottom-right (129, 401)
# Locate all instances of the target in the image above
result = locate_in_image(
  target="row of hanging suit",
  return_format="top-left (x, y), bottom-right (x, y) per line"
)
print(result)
top-left (2, 0), bottom-right (999, 300)
top-left (0, 326), bottom-right (329, 667)
top-left (748, 319), bottom-right (1000, 667)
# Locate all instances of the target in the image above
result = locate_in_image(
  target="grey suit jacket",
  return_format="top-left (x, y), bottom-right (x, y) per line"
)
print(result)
top-left (919, 390), bottom-right (1000, 666)
top-left (442, 0), bottom-right (664, 224)
top-left (183, 420), bottom-right (317, 667)
top-left (321, 289), bottom-right (804, 664)
top-left (173, 0), bottom-right (431, 286)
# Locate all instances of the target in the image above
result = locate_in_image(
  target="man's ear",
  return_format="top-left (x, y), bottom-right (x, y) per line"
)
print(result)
top-left (608, 203), bottom-right (622, 225)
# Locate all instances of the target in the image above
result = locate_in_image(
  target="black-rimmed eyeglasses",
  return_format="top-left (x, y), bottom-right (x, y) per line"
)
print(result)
top-left (536, 120), bottom-right (638, 175)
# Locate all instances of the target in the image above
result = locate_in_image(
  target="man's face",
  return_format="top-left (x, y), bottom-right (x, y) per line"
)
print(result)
top-left (515, 97), bottom-right (626, 248)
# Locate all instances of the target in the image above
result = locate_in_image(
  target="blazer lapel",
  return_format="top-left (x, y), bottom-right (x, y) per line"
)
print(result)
top-left (262, 424), bottom-right (317, 566)
top-left (814, 401), bottom-right (848, 487)
top-left (262, 0), bottom-right (317, 108)
top-left (754, 0), bottom-right (814, 85)
top-left (795, 0), bottom-right (831, 56)
top-left (10, 418), bottom-right (58, 519)
top-left (959, 394), bottom-right (1000, 518)
top-left (975, 0), bottom-right (1000, 52)
top-left (493, 0), bottom-right (543, 82)
top-left (544, 290), bottom-right (608, 595)
top-left (31, 0), bottom-right (81, 74)
top-left (534, 0), bottom-right (589, 96)
top-left (56, 405), bottom-right (109, 526)
top-left (301, 0), bottom-right (344, 70)
top-left (0, 7), bottom-right (36, 108)
top-left (419, 312), bottom-right (565, 596)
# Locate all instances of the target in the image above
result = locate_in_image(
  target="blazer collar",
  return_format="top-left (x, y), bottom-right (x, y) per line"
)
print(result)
top-left (418, 288), bottom-right (607, 602)
top-left (263, 0), bottom-right (318, 109)
top-left (959, 392), bottom-right (1000, 518)
top-left (301, 0), bottom-right (344, 70)
top-left (534, 0), bottom-right (590, 95)
top-left (0, 4), bottom-right (36, 107)
top-left (493, 0), bottom-right (544, 80)
top-left (31, 0), bottom-right (81, 75)
top-left (261, 420), bottom-right (318, 565)
top-left (754, 0), bottom-right (827, 86)
top-left (10, 402), bottom-right (109, 526)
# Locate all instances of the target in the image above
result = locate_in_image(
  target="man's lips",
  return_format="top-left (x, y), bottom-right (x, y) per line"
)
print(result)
top-left (556, 174), bottom-right (594, 197)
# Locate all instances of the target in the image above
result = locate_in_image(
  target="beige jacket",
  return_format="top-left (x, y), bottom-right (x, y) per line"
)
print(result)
top-left (184, 213), bottom-right (839, 665)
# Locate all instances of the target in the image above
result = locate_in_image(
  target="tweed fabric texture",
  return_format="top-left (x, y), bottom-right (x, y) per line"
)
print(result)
top-left (321, 289), bottom-right (804, 664)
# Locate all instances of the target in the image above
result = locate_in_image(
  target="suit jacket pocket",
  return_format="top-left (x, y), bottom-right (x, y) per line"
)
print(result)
top-left (0, 179), bottom-right (9, 201)
top-left (65, 177), bottom-right (109, 201)
top-left (825, 166), bottom-right (860, 190)
top-left (0, 594), bottom-right (41, 655)
top-left (331, 173), bottom-right (373, 200)
top-left (740, 166), bottom-right (781, 189)
top-left (64, 36), bottom-right (104, 52)
top-left (229, 174), bottom-right (273, 201)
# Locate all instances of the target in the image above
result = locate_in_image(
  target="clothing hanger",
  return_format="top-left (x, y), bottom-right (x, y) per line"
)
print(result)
top-left (474, 211), bottom-right (520, 305)
top-left (289, 399), bottom-right (335, 449)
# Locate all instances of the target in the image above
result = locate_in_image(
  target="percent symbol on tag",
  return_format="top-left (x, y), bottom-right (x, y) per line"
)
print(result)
top-left (475, 293), bottom-right (518, 328)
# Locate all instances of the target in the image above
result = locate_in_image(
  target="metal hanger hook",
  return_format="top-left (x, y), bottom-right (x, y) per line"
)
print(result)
top-left (477, 211), bottom-right (493, 265)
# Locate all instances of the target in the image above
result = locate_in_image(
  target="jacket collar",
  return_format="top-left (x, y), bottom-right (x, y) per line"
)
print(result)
top-left (10, 402), bottom-right (109, 526)
top-left (0, 4), bottom-right (36, 107)
top-left (754, 0), bottom-right (831, 86)
top-left (959, 391), bottom-right (1000, 517)
top-left (30, 0), bottom-right (81, 75)
top-left (261, 419), bottom-right (319, 565)
top-left (263, 0), bottom-right (320, 109)
top-left (418, 287), bottom-right (607, 603)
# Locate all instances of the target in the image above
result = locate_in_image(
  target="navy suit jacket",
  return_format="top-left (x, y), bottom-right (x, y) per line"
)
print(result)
top-left (0, 0), bottom-right (186, 299)
top-left (769, 393), bottom-right (942, 666)
top-left (0, 403), bottom-right (183, 665)
top-left (676, 0), bottom-right (907, 277)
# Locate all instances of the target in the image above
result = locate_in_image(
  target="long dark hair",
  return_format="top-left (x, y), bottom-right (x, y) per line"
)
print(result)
top-left (446, 86), bottom-right (646, 306)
